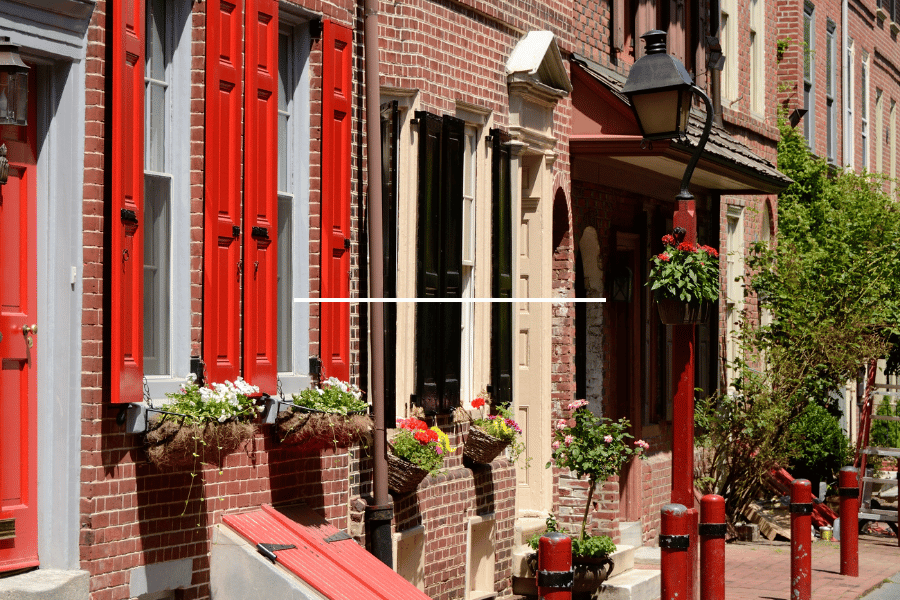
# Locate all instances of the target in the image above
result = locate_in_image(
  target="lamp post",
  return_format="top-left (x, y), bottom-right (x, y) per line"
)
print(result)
top-left (0, 36), bottom-right (30, 185)
top-left (623, 30), bottom-right (715, 600)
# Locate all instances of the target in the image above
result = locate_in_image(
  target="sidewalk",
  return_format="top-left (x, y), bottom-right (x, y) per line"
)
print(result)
top-left (723, 531), bottom-right (899, 600)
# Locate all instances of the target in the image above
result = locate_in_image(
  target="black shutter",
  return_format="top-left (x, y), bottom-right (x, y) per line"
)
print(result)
top-left (381, 101), bottom-right (399, 419)
top-left (414, 112), bottom-right (465, 414)
top-left (491, 129), bottom-right (513, 407)
top-left (439, 116), bottom-right (464, 412)
top-left (416, 111), bottom-right (443, 413)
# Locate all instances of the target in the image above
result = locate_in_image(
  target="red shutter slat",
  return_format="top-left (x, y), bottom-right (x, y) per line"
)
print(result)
top-left (110, 0), bottom-right (145, 403)
top-left (204, 0), bottom-right (244, 384)
top-left (320, 20), bottom-right (352, 382)
top-left (242, 0), bottom-right (279, 392)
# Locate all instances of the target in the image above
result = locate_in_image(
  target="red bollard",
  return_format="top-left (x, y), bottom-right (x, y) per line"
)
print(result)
top-left (661, 503), bottom-right (691, 600)
top-left (839, 466), bottom-right (859, 576)
top-left (700, 495), bottom-right (726, 600)
top-left (536, 532), bottom-right (572, 600)
top-left (790, 479), bottom-right (812, 600)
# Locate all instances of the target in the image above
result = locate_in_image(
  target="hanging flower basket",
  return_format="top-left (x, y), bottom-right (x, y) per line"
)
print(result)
top-left (387, 452), bottom-right (429, 494)
top-left (275, 408), bottom-right (372, 450)
top-left (657, 298), bottom-right (711, 325)
top-left (463, 426), bottom-right (509, 464)
top-left (144, 419), bottom-right (255, 470)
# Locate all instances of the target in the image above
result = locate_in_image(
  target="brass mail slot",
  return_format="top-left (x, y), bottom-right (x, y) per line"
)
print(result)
top-left (0, 518), bottom-right (14, 540)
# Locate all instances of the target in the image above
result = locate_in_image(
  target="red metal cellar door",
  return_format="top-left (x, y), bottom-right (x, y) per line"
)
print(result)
top-left (0, 82), bottom-right (39, 572)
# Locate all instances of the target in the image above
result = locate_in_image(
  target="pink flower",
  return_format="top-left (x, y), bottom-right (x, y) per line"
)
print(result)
top-left (635, 439), bottom-right (650, 450)
top-left (568, 399), bottom-right (589, 410)
top-left (552, 441), bottom-right (561, 450)
top-left (435, 446), bottom-right (443, 455)
top-left (564, 435), bottom-right (574, 446)
top-left (604, 435), bottom-right (613, 443)
top-left (556, 419), bottom-right (568, 431)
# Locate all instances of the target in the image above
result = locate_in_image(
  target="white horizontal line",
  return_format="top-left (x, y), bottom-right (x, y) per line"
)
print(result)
top-left (294, 297), bottom-right (607, 303)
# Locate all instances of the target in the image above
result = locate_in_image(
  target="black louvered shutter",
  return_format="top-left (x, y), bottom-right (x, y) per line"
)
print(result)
top-left (439, 116), bottom-right (464, 411)
top-left (491, 130), bottom-right (513, 407)
top-left (381, 101), bottom-right (399, 419)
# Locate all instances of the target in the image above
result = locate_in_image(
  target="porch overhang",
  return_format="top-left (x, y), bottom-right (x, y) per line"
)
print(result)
top-left (570, 55), bottom-right (792, 197)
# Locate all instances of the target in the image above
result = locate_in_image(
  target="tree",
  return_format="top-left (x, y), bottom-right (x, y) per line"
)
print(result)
top-left (696, 119), bottom-right (900, 524)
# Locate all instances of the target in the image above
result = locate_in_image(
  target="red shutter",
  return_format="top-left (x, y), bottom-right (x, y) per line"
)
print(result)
top-left (205, 0), bottom-right (244, 384)
top-left (110, 0), bottom-right (145, 403)
top-left (242, 0), bottom-right (278, 392)
top-left (320, 20), bottom-right (352, 382)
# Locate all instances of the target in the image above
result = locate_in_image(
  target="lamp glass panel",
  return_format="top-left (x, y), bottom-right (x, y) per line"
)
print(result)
top-left (0, 71), bottom-right (27, 126)
top-left (632, 90), bottom-right (683, 138)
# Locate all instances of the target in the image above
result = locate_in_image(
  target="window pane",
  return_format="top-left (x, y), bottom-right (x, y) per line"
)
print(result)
top-left (144, 174), bottom-right (172, 376)
top-left (147, 82), bottom-right (166, 172)
top-left (148, 0), bottom-right (167, 82)
top-left (278, 32), bottom-right (291, 193)
top-left (277, 194), bottom-right (293, 372)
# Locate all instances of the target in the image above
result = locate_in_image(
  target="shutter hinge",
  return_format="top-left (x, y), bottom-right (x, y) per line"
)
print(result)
top-left (252, 226), bottom-right (269, 239)
top-left (232, 226), bottom-right (241, 238)
top-left (324, 531), bottom-right (352, 543)
top-left (309, 356), bottom-right (322, 378)
top-left (256, 543), bottom-right (296, 563)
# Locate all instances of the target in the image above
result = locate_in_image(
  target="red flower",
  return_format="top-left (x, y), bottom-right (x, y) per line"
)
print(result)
top-left (661, 234), bottom-right (676, 246)
top-left (398, 417), bottom-right (429, 431)
top-left (414, 429), bottom-right (439, 444)
top-left (677, 241), bottom-right (696, 252)
top-left (700, 245), bottom-right (719, 258)
top-left (472, 397), bottom-right (486, 409)
top-left (658, 252), bottom-right (670, 262)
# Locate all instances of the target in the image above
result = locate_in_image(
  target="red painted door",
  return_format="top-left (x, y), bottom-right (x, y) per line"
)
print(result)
top-left (0, 90), bottom-right (39, 571)
top-left (320, 21), bottom-right (352, 382)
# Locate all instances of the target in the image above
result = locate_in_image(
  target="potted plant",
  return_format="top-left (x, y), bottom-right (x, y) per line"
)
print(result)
top-left (144, 374), bottom-right (262, 469)
top-left (530, 399), bottom-right (649, 589)
top-left (459, 393), bottom-right (525, 464)
top-left (647, 227), bottom-right (720, 325)
top-left (387, 417), bottom-right (454, 493)
top-left (275, 377), bottom-right (372, 450)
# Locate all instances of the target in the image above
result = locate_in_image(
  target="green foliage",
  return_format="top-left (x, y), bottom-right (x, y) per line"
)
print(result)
top-left (526, 514), bottom-right (616, 559)
top-left (292, 377), bottom-right (368, 415)
top-left (647, 235), bottom-right (720, 303)
top-left (788, 402), bottom-right (852, 485)
top-left (776, 38), bottom-right (791, 58)
top-left (163, 375), bottom-right (260, 425)
top-left (871, 397), bottom-right (900, 449)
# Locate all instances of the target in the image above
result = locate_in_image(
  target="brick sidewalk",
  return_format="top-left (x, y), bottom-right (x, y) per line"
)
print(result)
top-left (723, 533), bottom-right (899, 600)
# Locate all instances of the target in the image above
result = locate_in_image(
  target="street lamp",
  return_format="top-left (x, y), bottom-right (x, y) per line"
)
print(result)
top-left (623, 30), bottom-right (714, 600)
top-left (0, 36), bottom-right (30, 185)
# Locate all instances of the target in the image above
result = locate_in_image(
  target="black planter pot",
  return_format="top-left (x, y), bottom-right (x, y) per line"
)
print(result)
top-left (657, 298), bottom-right (711, 325)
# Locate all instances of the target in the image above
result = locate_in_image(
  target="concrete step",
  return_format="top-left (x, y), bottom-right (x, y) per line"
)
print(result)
top-left (618, 521), bottom-right (643, 548)
top-left (633, 546), bottom-right (660, 566)
top-left (594, 568), bottom-right (660, 600)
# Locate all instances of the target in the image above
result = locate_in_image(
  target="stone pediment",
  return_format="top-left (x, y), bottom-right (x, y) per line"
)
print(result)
top-left (506, 31), bottom-right (572, 99)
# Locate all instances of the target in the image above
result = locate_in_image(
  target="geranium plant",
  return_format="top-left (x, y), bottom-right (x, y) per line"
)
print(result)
top-left (390, 417), bottom-right (454, 475)
top-left (161, 374), bottom-right (262, 424)
top-left (647, 228), bottom-right (720, 303)
top-left (545, 399), bottom-right (649, 556)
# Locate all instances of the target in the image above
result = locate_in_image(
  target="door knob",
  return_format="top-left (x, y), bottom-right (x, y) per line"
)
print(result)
top-left (22, 324), bottom-right (37, 334)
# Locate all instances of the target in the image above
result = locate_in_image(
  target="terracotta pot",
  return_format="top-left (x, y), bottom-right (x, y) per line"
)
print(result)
top-left (657, 298), bottom-right (711, 325)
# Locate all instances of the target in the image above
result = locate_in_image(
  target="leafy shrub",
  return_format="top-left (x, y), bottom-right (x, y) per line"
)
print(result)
top-left (788, 401), bottom-right (851, 486)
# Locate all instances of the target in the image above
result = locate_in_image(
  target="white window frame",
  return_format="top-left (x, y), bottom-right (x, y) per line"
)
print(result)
top-left (721, 0), bottom-right (738, 102)
top-left (847, 40), bottom-right (855, 170)
top-left (876, 88), bottom-right (884, 174)
top-left (276, 10), bottom-right (312, 394)
top-left (891, 99), bottom-right (897, 193)
top-left (749, 0), bottom-right (764, 114)
top-left (725, 205), bottom-right (744, 389)
top-left (143, 0), bottom-right (192, 400)
top-left (862, 53), bottom-right (870, 171)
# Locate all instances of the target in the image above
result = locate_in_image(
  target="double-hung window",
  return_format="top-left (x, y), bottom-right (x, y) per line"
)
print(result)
top-left (460, 125), bottom-right (478, 407)
top-left (750, 0), bottom-right (764, 114)
top-left (862, 53), bottom-right (869, 171)
top-left (803, 3), bottom-right (815, 148)
top-left (876, 89), bottom-right (884, 174)
top-left (826, 21), bottom-right (836, 163)
top-left (143, 0), bottom-right (191, 397)
top-left (276, 15), bottom-right (312, 393)
top-left (847, 40), bottom-right (855, 169)
top-left (721, 0), bottom-right (738, 103)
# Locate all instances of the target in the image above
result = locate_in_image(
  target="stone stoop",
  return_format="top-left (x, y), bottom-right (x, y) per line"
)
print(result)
top-left (618, 521), bottom-right (643, 548)
top-left (594, 568), bottom-right (661, 600)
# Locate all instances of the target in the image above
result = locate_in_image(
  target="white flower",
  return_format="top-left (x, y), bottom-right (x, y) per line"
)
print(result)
top-left (218, 415), bottom-right (226, 423)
